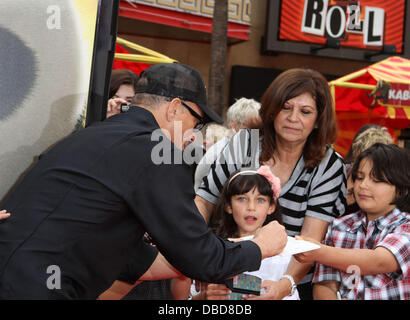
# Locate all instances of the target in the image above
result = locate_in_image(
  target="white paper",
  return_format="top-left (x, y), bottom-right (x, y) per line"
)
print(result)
top-left (279, 236), bottom-right (320, 256)
top-left (237, 235), bottom-right (320, 256)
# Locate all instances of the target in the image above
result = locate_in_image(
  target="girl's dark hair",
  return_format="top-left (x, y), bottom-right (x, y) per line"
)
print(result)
top-left (351, 143), bottom-right (410, 212)
top-left (256, 68), bottom-right (337, 168)
top-left (210, 172), bottom-right (282, 239)
top-left (109, 69), bottom-right (139, 99)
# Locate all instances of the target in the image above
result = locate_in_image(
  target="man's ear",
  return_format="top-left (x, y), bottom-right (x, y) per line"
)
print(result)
top-left (165, 98), bottom-right (179, 122)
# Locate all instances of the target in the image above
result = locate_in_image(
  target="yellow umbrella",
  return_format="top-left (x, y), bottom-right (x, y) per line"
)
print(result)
top-left (114, 37), bottom-right (177, 64)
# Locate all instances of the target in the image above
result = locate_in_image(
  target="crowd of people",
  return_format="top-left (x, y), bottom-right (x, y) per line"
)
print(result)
top-left (0, 62), bottom-right (408, 300)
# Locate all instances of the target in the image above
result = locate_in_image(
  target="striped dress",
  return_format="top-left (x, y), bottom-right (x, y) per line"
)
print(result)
top-left (196, 129), bottom-right (347, 284)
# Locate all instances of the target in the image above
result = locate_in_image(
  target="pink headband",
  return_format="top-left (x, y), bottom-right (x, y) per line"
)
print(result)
top-left (227, 165), bottom-right (281, 199)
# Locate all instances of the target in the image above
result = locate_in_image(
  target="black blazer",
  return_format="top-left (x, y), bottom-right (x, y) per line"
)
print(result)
top-left (0, 107), bottom-right (261, 299)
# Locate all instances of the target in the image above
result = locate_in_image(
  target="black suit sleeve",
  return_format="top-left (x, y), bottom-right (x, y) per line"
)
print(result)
top-left (117, 238), bottom-right (159, 284)
top-left (125, 162), bottom-right (261, 283)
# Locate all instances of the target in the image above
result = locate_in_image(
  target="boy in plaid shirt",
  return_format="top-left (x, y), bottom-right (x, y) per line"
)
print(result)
top-left (295, 143), bottom-right (409, 300)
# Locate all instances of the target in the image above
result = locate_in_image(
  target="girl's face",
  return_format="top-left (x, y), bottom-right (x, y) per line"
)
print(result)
top-left (274, 92), bottom-right (318, 146)
top-left (225, 187), bottom-right (275, 237)
top-left (113, 84), bottom-right (135, 103)
top-left (353, 158), bottom-right (397, 221)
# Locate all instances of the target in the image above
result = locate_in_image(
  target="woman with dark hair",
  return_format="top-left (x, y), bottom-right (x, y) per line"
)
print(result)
top-left (106, 69), bottom-right (139, 118)
top-left (195, 68), bottom-right (346, 300)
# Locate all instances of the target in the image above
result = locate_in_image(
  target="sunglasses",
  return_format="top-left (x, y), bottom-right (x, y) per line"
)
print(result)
top-left (180, 100), bottom-right (205, 131)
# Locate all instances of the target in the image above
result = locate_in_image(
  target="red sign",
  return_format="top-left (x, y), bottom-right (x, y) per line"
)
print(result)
top-left (279, 0), bottom-right (405, 53)
top-left (386, 83), bottom-right (410, 107)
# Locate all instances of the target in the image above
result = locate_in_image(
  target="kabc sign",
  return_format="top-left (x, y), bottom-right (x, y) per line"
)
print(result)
top-left (302, 0), bottom-right (384, 46)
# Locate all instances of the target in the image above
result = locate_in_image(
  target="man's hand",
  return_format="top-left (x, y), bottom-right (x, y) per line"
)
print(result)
top-left (0, 210), bottom-right (11, 220)
top-left (293, 236), bottom-right (322, 263)
top-left (251, 221), bottom-right (287, 259)
top-left (106, 97), bottom-right (127, 118)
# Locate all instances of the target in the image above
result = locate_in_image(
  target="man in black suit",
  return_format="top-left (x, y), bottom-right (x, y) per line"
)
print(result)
top-left (0, 63), bottom-right (287, 299)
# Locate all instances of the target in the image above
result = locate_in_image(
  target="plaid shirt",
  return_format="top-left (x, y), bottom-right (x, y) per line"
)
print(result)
top-left (313, 208), bottom-right (409, 300)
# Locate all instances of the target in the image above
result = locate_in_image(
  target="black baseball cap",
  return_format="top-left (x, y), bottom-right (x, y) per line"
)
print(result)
top-left (135, 63), bottom-right (223, 124)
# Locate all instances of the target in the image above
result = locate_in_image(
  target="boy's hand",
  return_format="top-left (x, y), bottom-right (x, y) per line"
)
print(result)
top-left (293, 236), bottom-right (322, 263)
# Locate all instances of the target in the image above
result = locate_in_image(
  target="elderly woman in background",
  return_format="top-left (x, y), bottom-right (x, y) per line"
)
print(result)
top-left (226, 97), bottom-right (261, 132)
top-left (195, 68), bottom-right (346, 300)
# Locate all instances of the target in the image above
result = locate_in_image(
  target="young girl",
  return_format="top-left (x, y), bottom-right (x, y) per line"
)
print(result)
top-left (200, 165), bottom-right (299, 300)
top-left (296, 143), bottom-right (409, 300)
